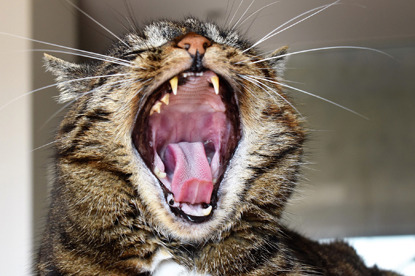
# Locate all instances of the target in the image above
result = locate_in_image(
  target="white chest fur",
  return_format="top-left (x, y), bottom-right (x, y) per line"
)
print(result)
top-left (151, 250), bottom-right (210, 276)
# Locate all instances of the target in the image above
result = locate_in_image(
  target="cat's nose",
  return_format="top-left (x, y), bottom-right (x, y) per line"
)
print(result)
top-left (177, 33), bottom-right (212, 56)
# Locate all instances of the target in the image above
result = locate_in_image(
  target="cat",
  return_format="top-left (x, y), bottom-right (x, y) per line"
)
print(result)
top-left (33, 4), bottom-right (400, 276)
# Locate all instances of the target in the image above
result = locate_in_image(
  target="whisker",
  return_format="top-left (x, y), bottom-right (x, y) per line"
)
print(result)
top-left (228, 0), bottom-right (245, 27)
top-left (115, 87), bottom-right (145, 116)
top-left (239, 74), bottom-right (303, 117)
top-left (236, 1), bottom-right (280, 28)
top-left (248, 75), bottom-right (368, 119)
top-left (252, 46), bottom-right (394, 64)
top-left (38, 88), bottom-right (101, 131)
top-left (280, 82), bottom-right (368, 119)
top-left (224, 0), bottom-right (237, 27)
top-left (64, 0), bottom-right (130, 48)
top-left (38, 101), bottom-right (75, 130)
top-left (0, 83), bottom-right (58, 112)
top-left (29, 49), bottom-right (133, 67)
top-left (32, 140), bottom-right (59, 152)
top-left (0, 73), bottom-right (130, 112)
top-left (243, 1), bottom-right (340, 53)
top-left (39, 76), bottom-right (135, 130)
top-left (231, 0), bottom-right (256, 31)
top-left (0, 32), bottom-right (132, 67)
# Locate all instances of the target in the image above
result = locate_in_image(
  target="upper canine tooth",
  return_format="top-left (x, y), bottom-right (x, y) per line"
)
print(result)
top-left (169, 76), bottom-right (178, 95)
top-left (211, 75), bottom-right (219, 95)
top-left (160, 93), bottom-right (170, 105)
top-left (150, 101), bottom-right (162, 116)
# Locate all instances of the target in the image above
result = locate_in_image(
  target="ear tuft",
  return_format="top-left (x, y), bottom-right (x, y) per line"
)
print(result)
top-left (43, 54), bottom-right (89, 103)
top-left (266, 46), bottom-right (289, 77)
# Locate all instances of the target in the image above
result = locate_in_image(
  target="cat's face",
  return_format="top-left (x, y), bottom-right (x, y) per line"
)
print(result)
top-left (47, 18), bottom-right (304, 242)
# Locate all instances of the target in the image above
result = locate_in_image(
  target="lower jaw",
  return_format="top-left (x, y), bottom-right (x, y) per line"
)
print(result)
top-left (169, 202), bottom-right (214, 223)
top-left (162, 186), bottom-right (217, 223)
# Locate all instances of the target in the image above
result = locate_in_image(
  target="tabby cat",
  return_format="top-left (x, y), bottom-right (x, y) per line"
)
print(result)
top-left (36, 15), bottom-right (398, 276)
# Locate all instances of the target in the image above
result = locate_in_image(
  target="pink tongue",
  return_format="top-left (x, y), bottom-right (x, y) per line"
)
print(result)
top-left (164, 142), bottom-right (213, 204)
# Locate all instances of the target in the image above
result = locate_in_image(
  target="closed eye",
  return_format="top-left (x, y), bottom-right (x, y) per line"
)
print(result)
top-left (121, 49), bottom-right (147, 61)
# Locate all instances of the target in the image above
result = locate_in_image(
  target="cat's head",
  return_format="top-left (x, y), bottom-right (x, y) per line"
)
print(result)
top-left (45, 18), bottom-right (304, 242)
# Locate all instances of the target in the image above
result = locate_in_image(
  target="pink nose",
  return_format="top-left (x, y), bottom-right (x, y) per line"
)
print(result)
top-left (177, 32), bottom-right (212, 56)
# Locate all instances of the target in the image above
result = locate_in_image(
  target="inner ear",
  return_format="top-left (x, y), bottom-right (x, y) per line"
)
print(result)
top-left (266, 46), bottom-right (289, 77)
top-left (43, 54), bottom-right (90, 103)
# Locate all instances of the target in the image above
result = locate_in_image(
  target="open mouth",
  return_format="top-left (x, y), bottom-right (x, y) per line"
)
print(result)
top-left (133, 70), bottom-right (240, 223)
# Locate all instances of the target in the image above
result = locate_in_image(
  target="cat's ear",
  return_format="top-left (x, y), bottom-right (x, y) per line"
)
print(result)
top-left (266, 46), bottom-right (289, 77)
top-left (43, 54), bottom-right (90, 103)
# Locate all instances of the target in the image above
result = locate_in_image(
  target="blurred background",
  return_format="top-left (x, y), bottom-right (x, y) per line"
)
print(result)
top-left (1, 0), bottom-right (414, 274)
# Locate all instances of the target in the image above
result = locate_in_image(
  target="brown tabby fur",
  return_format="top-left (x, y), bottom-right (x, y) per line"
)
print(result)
top-left (36, 18), bottom-right (399, 275)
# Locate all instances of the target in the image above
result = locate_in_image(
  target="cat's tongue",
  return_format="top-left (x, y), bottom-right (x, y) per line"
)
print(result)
top-left (164, 142), bottom-right (213, 205)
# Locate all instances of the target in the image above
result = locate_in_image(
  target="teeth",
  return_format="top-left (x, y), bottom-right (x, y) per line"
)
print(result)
top-left (154, 166), bottom-right (166, 179)
top-left (211, 75), bottom-right (219, 95)
top-left (167, 194), bottom-right (179, 207)
top-left (160, 93), bottom-right (170, 105)
top-left (201, 205), bottom-right (213, 216)
top-left (169, 76), bottom-right (178, 95)
top-left (181, 72), bottom-right (204, 78)
top-left (149, 101), bottom-right (162, 116)
top-left (167, 194), bottom-right (174, 205)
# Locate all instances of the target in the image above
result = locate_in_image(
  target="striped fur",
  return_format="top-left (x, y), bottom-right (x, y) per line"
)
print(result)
top-left (36, 18), bottom-right (397, 275)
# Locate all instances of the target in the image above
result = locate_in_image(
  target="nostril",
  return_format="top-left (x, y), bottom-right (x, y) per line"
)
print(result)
top-left (177, 32), bottom-right (212, 56)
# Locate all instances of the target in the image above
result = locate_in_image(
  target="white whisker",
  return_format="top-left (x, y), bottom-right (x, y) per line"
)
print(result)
top-left (243, 1), bottom-right (340, 53)
top-left (280, 82), bottom-right (368, 119)
top-left (224, 0), bottom-right (236, 26)
top-left (0, 73), bottom-right (130, 112)
top-left (0, 32), bottom-right (132, 67)
top-left (239, 74), bottom-right (303, 117)
top-left (236, 1), bottom-right (280, 28)
top-left (29, 49), bottom-right (133, 67)
top-left (231, 0), bottom-right (256, 31)
top-left (0, 83), bottom-right (58, 112)
top-left (64, 0), bottom-right (129, 48)
top-left (228, 0), bottom-right (245, 27)
top-left (252, 46), bottom-right (394, 64)
top-left (32, 140), bottom-right (58, 152)
top-left (40, 76), bottom-right (135, 130)
top-left (248, 75), bottom-right (368, 119)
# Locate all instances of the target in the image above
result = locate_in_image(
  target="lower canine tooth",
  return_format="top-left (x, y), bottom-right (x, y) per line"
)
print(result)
top-left (202, 205), bottom-right (213, 216)
top-left (211, 75), bottom-right (219, 95)
top-left (167, 194), bottom-right (179, 207)
top-left (170, 76), bottom-right (178, 95)
top-left (154, 166), bottom-right (166, 179)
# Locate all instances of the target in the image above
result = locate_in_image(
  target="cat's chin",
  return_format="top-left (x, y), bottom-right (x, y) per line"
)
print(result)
top-left (133, 69), bottom-right (241, 224)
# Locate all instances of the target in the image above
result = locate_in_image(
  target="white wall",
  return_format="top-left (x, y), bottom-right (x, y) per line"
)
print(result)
top-left (0, 1), bottom-right (78, 274)
top-left (0, 1), bottom-right (33, 275)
